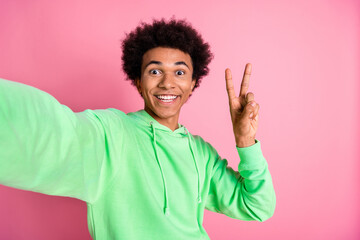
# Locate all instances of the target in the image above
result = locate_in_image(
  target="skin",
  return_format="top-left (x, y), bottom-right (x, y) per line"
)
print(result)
top-left (136, 47), bottom-right (259, 148)
top-left (135, 47), bottom-right (196, 131)
top-left (225, 64), bottom-right (259, 147)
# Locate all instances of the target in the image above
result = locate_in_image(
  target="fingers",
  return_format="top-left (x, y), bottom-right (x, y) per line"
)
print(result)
top-left (240, 63), bottom-right (252, 98)
top-left (253, 103), bottom-right (260, 119)
top-left (225, 68), bottom-right (236, 101)
top-left (246, 92), bottom-right (254, 103)
top-left (244, 99), bottom-right (260, 120)
top-left (226, 65), bottom-right (256, 117)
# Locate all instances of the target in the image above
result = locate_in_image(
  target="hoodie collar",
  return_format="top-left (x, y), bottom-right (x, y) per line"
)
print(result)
top-left (128, 109), bottom-right (187, 135)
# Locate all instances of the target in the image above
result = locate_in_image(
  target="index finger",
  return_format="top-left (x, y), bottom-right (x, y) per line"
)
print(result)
top-left (240, 63), bottom-right (252, 97)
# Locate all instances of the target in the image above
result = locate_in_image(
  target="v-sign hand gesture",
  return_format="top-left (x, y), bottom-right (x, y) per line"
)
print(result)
top-left (225, 63), bottom-right (259, 148)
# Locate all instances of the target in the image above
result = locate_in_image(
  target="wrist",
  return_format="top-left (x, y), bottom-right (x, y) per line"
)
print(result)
top-left (235, 137), bottom-right (255, 148)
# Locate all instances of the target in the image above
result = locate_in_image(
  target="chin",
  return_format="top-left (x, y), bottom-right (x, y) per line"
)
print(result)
top-left (154, 109), bottom-right (178, 120)
top-left (145, 99), bottom-right (183, 121)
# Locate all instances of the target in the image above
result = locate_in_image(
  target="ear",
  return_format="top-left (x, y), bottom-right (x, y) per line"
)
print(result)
top-left (191, 79), bottom-right (196, 92)
top-left (135, 78), bottom-right (142, 96)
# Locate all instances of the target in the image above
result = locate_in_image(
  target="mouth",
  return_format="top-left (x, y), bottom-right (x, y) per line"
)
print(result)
top-left (154, 94), bottom-right (179, 104)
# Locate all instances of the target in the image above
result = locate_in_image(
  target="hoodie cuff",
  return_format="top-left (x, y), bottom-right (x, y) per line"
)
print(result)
top-left (236, 139), bottom-right (266, 170)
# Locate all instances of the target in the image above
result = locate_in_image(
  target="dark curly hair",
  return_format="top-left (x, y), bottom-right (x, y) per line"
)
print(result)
top-left (121, 18), bottom-right (213, 91)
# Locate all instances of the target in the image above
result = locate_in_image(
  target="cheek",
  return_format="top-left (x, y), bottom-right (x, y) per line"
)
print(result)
top-left (179, 78), bottom-right (194, 90)
top-left (183, 83), bottom-right (194, 94)
top-left (140, 79), bottom-right (153, 93)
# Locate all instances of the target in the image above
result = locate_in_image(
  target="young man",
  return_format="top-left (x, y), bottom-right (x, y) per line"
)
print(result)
top-left (0, 19), bottom-right (275, 239)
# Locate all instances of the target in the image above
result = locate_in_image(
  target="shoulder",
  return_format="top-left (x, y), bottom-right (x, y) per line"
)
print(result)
top-left (77, 108), bottom-right (132, 131)
top-left (92, 108), bottom-right (130, 122)
top-left (189, 133), bottom-right (219, 159)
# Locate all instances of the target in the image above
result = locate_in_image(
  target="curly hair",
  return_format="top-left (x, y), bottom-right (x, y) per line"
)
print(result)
top-left (121, 18), bottom-right (213, 91)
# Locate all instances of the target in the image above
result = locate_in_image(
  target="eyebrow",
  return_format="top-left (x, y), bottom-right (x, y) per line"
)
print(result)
top-left (143, 60), bottom-right (190, 70)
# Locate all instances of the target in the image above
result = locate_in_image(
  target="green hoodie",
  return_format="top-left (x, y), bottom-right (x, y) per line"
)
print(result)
top-left (0, 78), bottom-right (275, 239)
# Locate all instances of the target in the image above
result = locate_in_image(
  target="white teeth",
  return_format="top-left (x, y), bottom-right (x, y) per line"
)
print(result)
top-left (156, 95), bottom-right (178, 101)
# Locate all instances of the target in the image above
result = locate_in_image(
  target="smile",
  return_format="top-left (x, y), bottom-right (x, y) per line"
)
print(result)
top-left (155, 95), bottom-right (179, 103)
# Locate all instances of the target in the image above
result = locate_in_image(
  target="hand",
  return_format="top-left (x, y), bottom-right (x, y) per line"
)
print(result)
top-left (225, 63), bottom-right (259, 148)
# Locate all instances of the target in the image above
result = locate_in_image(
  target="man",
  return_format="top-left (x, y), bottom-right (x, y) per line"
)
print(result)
top-left (0, 18), bottom-right (275, 239)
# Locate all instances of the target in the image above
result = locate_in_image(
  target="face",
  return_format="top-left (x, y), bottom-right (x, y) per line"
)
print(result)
top-left (136, 47), bottom-right (196, 126)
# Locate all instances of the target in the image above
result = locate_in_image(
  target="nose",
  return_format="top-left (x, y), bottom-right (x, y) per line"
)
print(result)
top-left (158, 73), bottom-right (175, 89)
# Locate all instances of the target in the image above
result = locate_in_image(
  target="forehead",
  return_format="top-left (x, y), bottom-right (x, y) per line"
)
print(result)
top-left (142, 47), bottom-right (193, 69)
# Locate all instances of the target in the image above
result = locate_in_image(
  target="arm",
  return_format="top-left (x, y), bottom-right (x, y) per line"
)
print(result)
top-left (0, 78), bottom-right (110, 203)
top-left (205, 140), bottom-right (275, 221)
top-left (205, 64), bottom-right (275, 221)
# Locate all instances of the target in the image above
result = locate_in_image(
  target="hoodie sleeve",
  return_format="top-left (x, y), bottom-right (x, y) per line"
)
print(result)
top-left (205, 140), bottom-right (276, 222)
top-left (0, 78), bottom-right (111, 203)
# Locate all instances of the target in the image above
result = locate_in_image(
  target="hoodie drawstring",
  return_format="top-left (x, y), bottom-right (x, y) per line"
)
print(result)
top-left (150, 122), bottom-right (170, 215)
top-left (150, 122), bottom-right (201, 216)
top-left (185, 129), bottom-right (202, 204)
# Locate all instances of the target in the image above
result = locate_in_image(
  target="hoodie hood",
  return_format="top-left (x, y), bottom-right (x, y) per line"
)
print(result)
top-left (128, 110), bottom-right (201, 215)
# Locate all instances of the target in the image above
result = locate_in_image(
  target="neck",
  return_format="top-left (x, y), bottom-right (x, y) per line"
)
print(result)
top-left (144, 107), bottom-right (179, 131)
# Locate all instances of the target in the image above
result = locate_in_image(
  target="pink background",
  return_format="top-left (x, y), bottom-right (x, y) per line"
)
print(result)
top-left (0, 0), bottom-right (359, 239)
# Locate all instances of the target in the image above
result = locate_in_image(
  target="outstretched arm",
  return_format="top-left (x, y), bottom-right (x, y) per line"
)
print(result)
top-left (0, 78), bottom-right (111, 203)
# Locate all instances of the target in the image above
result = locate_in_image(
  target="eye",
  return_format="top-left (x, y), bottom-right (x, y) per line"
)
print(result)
top-left (150, 69), bottom-right (161, 75)
top-left (176, 70), bottom-right (185, 76)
